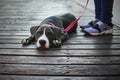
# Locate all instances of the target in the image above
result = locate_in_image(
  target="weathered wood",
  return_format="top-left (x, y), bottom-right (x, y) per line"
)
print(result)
top-left (0, 30), bottom-right (120, 35)
top-left (0, 75), bottom-right (120, 80)
top-left (0, 44), bottom-right (120, 50)
top-left (0, 56), bottom-right (120, 64)
top-left (1, 36), bottom-right (120, 44)
top-left (0, 0), bottom-right (120, 79)
top-left (0, 64), bottom-right (120, 76)
top-left (0, 49), bottom-right (120, 57)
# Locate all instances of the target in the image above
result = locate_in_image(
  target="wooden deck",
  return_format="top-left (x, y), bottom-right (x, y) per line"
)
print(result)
top-left (0, 0), bottom-right (120, 80)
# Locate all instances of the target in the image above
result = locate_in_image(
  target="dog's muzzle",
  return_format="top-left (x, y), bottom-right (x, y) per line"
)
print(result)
top-left (36, 39), bottom-right (50, 49)
top-left (36, 29), bottom-right (50, 49)
top-left (37, 39), bottom-right (49, 49)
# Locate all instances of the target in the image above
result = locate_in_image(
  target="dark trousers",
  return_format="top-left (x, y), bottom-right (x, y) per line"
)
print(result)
top-left (94, 0), bottom-right (114, 25)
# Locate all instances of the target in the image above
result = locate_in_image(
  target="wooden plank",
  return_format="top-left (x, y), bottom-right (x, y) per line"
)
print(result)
top-left (76, 32), bottom-right (120, 36)
top-left (0, 36), bottom-right (120, 44)
top-left (1, 35), bottom-right (120, 42)
top-left (0, 56), bottom-right (120, 64)
top-left (64, 44), bottom-right (120, 50)
top-left (0, 64), bottom-right (120, 76)
top-left (0, 75), bottom-right (120, 80)
top-left (0, 35), bottom-right (120, 44)
top-left (0, 27), bottom-right (29, 31)
top-left (0, 30), bottom-right (120, 34)
top-left (0, 36), bottom-right (27, 40)
top-left (0, 32), bottom-right (30, 36)
top-left (67, 36), bottom-right (120, 44)
top-left (0, 32), bottom-right (120, 36)
top-left (0, 0), bottom-right (120, 79)
top-left (0, 31), bottom-right (120, 36)
top-left (2, 38), bottom-right (120, 44)
top-left (0, 25), bottom-right (120, 31)
top-left (0, 44), bottom-right (120, 50)
top-left (0, 0), bottom-right (31, 3)
top-left (68, 50), bottom-right (120, 56)
top-left (0, 20), bottom-right (41, 26)
top-left (0, 22), bottom-right (120, 29)
top-left (0, 49), bottom-right (68, 56)
top-left (0, 49), bottom-right (120, 57)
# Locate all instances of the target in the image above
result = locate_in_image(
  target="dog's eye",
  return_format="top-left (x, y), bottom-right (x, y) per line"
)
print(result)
top-left (46, 32), bottom-right (53, 36)
top-left (36, 31), bottom-right (43, 35)
top-left (35, 31), bottom-right (43, 39)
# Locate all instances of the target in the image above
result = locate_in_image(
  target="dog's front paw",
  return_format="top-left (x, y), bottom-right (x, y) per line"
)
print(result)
top-left (52, 40), bottom-right (61, 47)
top-left (21, 39), bottom-right (30, 45)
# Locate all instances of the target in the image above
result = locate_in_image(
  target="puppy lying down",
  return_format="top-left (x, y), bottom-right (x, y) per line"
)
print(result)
top-left (22, 13), bottom-right (77, 49)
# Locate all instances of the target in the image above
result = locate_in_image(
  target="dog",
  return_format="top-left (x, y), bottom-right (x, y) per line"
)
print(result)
top-left (21, 13), bottom-right (77, 49)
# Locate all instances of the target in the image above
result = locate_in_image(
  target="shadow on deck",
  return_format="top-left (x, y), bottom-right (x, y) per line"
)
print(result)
top-left (0, 0), bottom-right (120, 80)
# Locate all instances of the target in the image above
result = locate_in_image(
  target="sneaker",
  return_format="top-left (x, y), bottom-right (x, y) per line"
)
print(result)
top-left (83, 21), bottom-right (113, 36)
top-left (80, 19), bottom-right (99, 29)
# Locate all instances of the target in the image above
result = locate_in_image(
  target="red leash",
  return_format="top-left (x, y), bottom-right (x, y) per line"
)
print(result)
top-left (64, 0), bottom-right (89, 33)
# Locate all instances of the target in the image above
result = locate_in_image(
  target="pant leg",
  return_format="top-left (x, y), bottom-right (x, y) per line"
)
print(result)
top-left (94, 0), bottom-right (101, 20)
top-left (101, 0), bottom-right (114, 26)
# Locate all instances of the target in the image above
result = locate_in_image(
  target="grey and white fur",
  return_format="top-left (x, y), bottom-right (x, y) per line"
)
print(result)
top-left (22, 13), bottom-right (77, 49)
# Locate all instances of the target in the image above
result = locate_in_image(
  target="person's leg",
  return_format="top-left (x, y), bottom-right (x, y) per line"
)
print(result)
top-left (101, 0), bottom-right (114, 26)
top-left (83, 0), bottom-right (114, 36)
top-left (94, 0), bottom-right (101, 20)
top-left (80, 0), bottom-right (101, 29)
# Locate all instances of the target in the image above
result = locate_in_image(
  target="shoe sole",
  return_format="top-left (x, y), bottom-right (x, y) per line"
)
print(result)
top-left (85, 29), bottom-right (113, 36)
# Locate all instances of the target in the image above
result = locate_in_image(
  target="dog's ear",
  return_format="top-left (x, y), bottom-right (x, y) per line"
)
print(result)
top-left (30, 26), bottom-right (40, 35)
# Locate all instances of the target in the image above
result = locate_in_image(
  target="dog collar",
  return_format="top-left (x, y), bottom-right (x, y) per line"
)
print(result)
top-left (41, 22), bottom-right (56, 27)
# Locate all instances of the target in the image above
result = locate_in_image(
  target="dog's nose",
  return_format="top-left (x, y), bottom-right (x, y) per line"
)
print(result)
top-left (39, 40), bottom-right (46, 45)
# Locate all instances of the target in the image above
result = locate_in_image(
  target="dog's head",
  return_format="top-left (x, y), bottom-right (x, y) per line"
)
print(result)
top-left (31, 24), bottom-right (66, 49)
